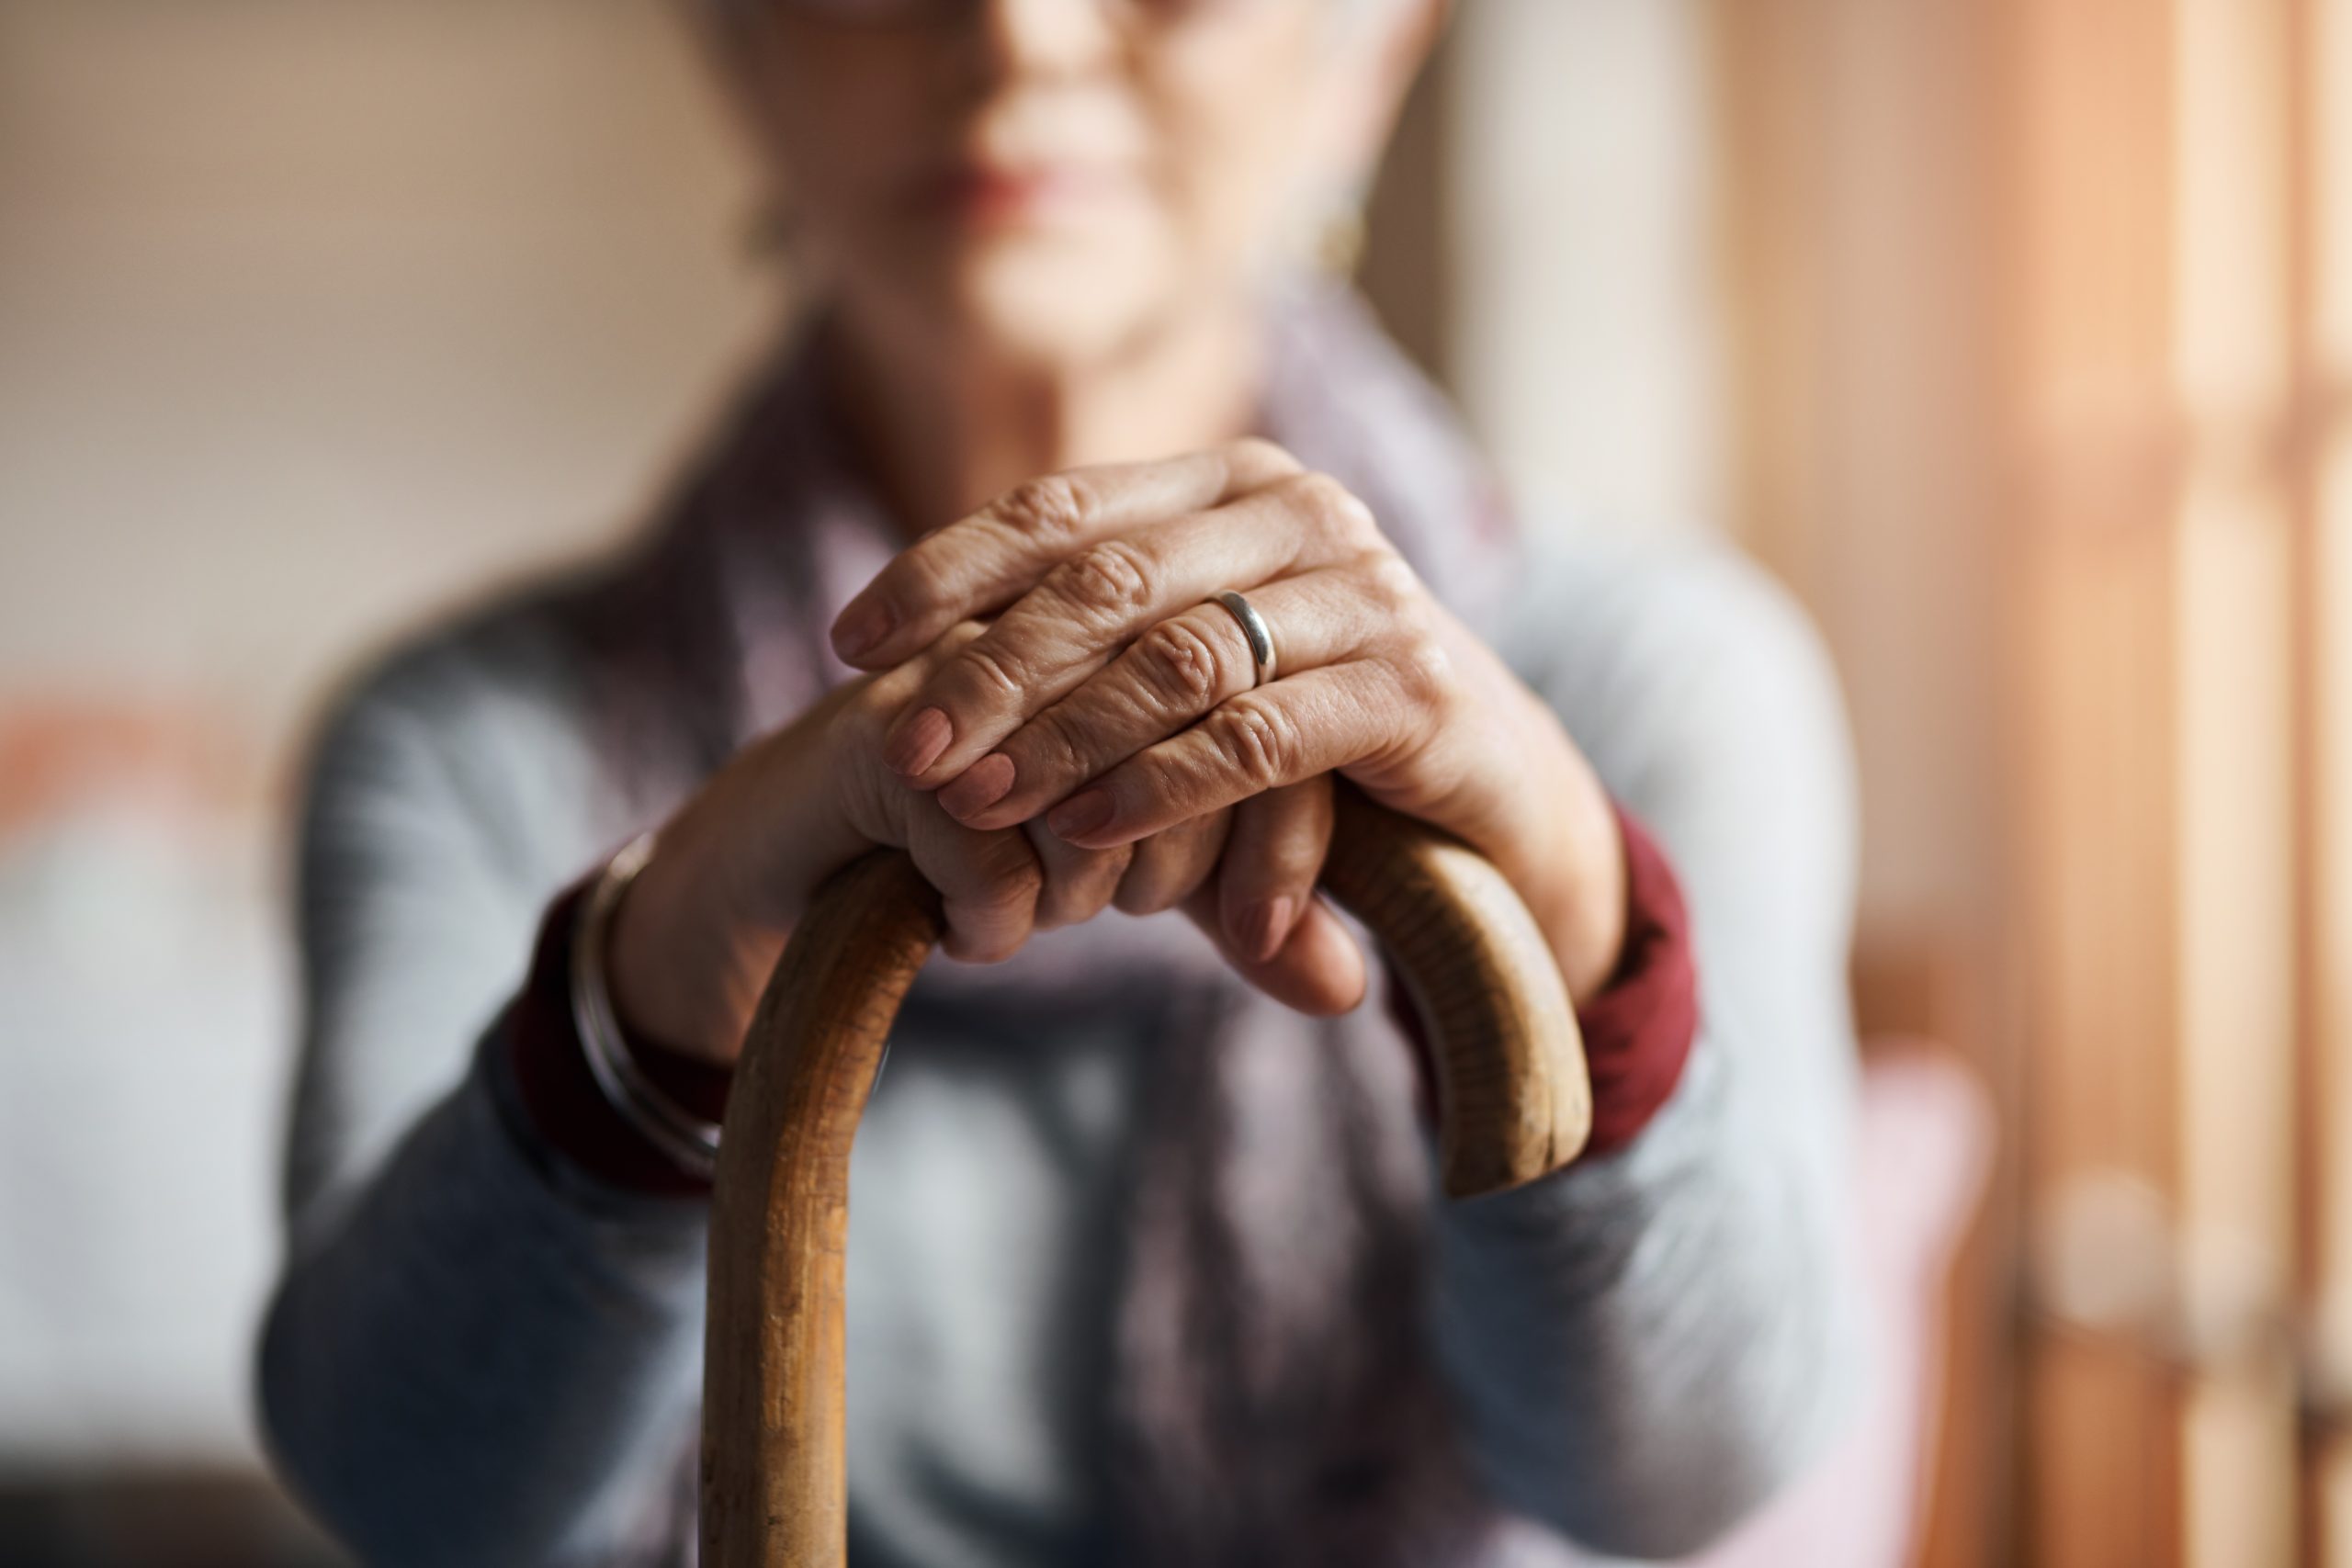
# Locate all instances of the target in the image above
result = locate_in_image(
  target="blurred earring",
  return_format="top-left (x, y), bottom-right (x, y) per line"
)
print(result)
top-left (1304, 179), bottom-right (1368, 279)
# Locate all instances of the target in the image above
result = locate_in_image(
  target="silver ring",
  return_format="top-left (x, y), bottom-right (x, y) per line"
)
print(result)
top-left (1208, 590), bottom-right (1277, 688)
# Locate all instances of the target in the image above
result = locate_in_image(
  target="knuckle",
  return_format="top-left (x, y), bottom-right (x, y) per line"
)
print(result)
top-left (1006, 709), bottom-right (1086, 799)
top-left (1394, 634), bottom-right (1455, 705)
top-left (1019, 705), bottom-right (1090, 781)
top-left (954, 638), bottom-right (1028, 702)
top-left (1114, 841), bottom-right (1187, 915)
top-left (1211, 696), bottom-right (1300, 787)
top-left (1283, 471), bottom-right (1378, 547)
top-left (1048, 846), bottom-right (1110, 921)
top-left (962, 926), bottom-right (1023, 964)
top-left (1128, 884), bottom-right (1185, 917)
top-left (987, 850), bottom-right (1046, 911)
top-left (1228, 435), bottom-right (1304, 479)
top-left (1033, 877), bottom-right (1080, 930)
top-left (832, 677), bottom-right (898, 745)
top-left (1083, 843), bottom-right (1136, 902)
top-left (1135, 616), bottom-right (1230, 710)
top-left (1361, 547), bottom-right (1423, 613)
top-left (1043, 875), bottom-right (1114, 931)
top-left (935, 617), bottom-right (991, 656)
top-left (886, 550), bottom-right (953, 621)
top-left (1113, 867), bottom-right (1168, 915)
top-left (1355, 554), bottom-right (1448, 698)
top-left (989, 473), bottom-right (1090, 545)
top-left (1051, 539), bottom-right (1157, 621)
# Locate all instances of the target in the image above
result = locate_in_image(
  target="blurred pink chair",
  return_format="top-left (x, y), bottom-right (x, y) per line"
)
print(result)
top-left (1690, 1045), bottom-right (1996, 1568)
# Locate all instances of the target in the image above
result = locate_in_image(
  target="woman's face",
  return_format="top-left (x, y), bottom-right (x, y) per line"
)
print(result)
top-left (708, 0), bottom-right (1421, 369)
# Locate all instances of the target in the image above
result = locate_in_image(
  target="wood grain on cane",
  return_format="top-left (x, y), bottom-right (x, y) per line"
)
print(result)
top-left (701, 783), bottom-right (1590, 1568)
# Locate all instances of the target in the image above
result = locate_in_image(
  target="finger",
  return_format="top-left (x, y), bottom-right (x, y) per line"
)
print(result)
top-left (832, 616), bottom-right (994, 759)
top-left (898, 795), bottom-right (1043, 964)
top-left (887, 477), bottom-right (1385, 785)
top-left (1113, 808), bottom-right (1231, 916)
top-left (1217, 779), bottom-right (1332, 964)
top-left (940, 564), bottom-right (1396, 829)
top-left (1046, 661), bottom-right (1424, 850)
top-left (1181, 884), bottom-right (1368, 1017)
top-left (831, 438), bottom-right (1302, 671)
top-left (1023, 820), bottom-right (1133, 931)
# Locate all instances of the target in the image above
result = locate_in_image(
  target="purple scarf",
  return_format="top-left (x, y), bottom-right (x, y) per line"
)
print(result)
top-left (586, 282), bottom-right (1539, 1565)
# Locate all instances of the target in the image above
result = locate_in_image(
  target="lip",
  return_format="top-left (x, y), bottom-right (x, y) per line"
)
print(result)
top-left (910, 161), bottom-right (1127, 227)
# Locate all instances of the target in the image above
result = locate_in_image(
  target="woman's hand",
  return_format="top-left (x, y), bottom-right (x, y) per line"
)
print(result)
top-left (602, 620), bottom-right (1363, 1068)
top-left (828, 439), bottom-right (1632, 1007)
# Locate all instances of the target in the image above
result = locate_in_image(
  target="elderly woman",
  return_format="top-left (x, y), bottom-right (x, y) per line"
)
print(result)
top-left (256, 0), bottom-right (1866, 1563)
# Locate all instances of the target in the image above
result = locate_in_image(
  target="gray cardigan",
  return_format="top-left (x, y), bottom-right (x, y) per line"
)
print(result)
top-left (255, 513), bottom-right (1867, 1567)
top-left (254, 288), bottom-right (1867, 1565)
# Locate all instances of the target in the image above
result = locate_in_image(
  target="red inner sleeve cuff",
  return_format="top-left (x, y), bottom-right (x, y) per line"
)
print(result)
top-left (1383, 800), bottom-right (1700, 1164)
top-left (506, 877), bottom-right (734, 1199)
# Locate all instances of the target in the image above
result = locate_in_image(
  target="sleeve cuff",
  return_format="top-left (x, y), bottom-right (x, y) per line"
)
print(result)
top-left (505, 876), bottom-right (736, 1199)
top-left (1382, 799), bottom-right (1700, 1163)
top-left (1573, 802), bottom-right (1700, 1157)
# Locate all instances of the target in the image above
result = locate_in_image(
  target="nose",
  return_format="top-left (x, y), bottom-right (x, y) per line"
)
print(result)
top-left (975, 0), bottom-right (1118, 78)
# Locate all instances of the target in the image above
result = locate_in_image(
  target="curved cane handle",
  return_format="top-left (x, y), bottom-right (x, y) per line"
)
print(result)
top-left (700, 783), bottom-right (1590, 1568)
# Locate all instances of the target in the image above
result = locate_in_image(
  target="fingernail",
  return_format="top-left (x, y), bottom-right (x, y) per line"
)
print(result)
top-left (1046, 788), bottom-right (1114, 842)
top-left (886, 707), bottom-right (953, 776)
top-left (938, 753), bottom-right (1016, 821)
top-left (831, 599), bottom-right (895, 663)
top-left (1239, 897), bottom-right (1295, 963)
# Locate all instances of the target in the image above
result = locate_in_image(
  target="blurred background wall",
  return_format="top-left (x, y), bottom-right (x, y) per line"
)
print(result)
top-left (2, 0), bottom-right (2344, 1564)
top-left (0, 2), bottom-right (771, 1557)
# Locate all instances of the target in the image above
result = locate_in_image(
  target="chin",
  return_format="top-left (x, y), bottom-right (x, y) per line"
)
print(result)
top-left (937, 228), bottom-right (1187, 372)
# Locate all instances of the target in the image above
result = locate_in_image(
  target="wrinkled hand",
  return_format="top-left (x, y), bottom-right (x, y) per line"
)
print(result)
top-left (605, 613), bottom-right (1363, 1068)
top-left (825, 625), bottom-right (1368, 1016)
top-left (830, 439), bottom-right (1630, 1008)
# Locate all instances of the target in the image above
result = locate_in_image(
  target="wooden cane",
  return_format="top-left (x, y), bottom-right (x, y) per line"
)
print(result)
top-left (700, 782), bottom-right (1591, 1568)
